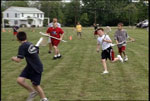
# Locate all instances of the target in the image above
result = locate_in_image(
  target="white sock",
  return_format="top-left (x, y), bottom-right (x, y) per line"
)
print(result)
top-left (57, 54), bottom-right (61, 56)
top-left (54, 55), bottom-right (57, 57)
top-left (41, 98), bottom-right (48, 100)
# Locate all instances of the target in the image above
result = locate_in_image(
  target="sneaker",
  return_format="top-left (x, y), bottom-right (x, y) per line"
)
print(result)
top-left (53, 56), bottom-right (57, 60)
top-left (40, 98), bottom-right (49, 101)
top-left (124, 56), bottom-right (128, 62)
top-left (48, 50), bottom-right (52, 54)
top-left (117, 55), bottom-right (123, 62)
top-left (57, 55), bottom-right (62, 59)
top-left (102, 70), bottom-right (109, 74)
top-left (26, 91), bottom-right (38, 101)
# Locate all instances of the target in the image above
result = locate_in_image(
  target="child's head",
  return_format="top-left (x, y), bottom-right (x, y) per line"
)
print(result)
top-left (97, 28), bottom-right (104, 36)
top-left (17, 31), bottom-right (27, 41)
top-left (118, 22), bottom-right (123, 30)
top-left (53, 22), bottom-right (58, 28)
top-left (77, 22), bottom-right (80, 25)
top-left (53, 18), bottom-right (58, 23)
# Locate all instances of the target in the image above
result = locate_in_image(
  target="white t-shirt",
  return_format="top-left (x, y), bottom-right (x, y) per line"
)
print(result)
top-left (97, 34), bottom-right (112, 50)
top-left (48, 22), bottom-right (61, 28)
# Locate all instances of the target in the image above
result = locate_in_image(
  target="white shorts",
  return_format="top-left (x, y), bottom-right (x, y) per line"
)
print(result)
top-left (48, 38), bottom-right (51, 43)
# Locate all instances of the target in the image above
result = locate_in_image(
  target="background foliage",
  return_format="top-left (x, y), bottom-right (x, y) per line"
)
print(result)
top-left (1, 0), bottom-right (149, 26)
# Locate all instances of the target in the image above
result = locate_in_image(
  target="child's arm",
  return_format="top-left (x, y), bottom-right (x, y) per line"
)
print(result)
top-left (128, 37), bottom-right (135, 42)
top-left (11, 56), bottom-right (21, 63)
top-left (103, 35), bottom-right (112, 43)
top-left (115, 40), bottom-right (119, 44)
top-left (60, 33), bottom-right (64, 40)
top-left (103, 39), bottom-right (112, 43)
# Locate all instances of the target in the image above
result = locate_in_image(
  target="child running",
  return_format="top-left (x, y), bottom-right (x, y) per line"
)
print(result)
top-left (93, 23), bottom-right (99, 38)
top-left (12, 25), bottom-right (19, 41)
top-left (96, 28), bottom-right (123, 74)
top-left (46, 22), bottom-right (64, 60)
top-left (48, 18), bottom-right (61, 54)
top-left (114, 22), bottom-right (135, 62)
top-left (11, 31), bottom-right (48, 101)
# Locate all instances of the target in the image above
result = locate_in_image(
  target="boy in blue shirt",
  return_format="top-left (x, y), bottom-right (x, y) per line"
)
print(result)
top-left (11, 31), bottom-right (48, 101)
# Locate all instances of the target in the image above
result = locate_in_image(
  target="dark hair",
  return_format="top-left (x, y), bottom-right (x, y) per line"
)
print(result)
top-left (118, 22), bottom-right (124, 26)
top-left (17, 31), bottom-right (27, 41)
top-left (97, 27), bottom-right (104, 31)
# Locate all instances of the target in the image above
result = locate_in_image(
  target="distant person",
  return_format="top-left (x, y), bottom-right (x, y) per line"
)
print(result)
top-left (47, 18), bottom-right (61, 54)
top-left (93, 23), bottom-right (99, 38)
top-left (114, 22), bottom-right (135, 62)
top-left (96, 28), bottom-right (123, 74)
top-left (76, 22), bottom-right (82, 39)
top-left (48, 18), bottom-right (61, 28)
top-left (47, 22), bottom-right (64, 60)
top-left (11, 31), bottom-right (48, 101)
top-left (12, 25), bottom-right (19, 41)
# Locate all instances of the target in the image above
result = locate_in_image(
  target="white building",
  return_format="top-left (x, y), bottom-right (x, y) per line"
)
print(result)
top-left (2, 6), bottom-right (45, 27)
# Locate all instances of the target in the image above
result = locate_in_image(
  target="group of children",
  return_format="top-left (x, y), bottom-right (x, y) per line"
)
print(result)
top-left (11, 20), bottom-right (134, 100)
top-left (96, 22), bottom-right (134, 74)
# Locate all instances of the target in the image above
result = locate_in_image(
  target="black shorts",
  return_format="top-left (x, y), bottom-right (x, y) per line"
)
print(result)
top-left (19, 66), bottom-right (42, 86)
top-left (101, 47), bottom-right (114, 60)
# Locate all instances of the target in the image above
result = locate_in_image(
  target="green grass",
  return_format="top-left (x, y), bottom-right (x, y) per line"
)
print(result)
top-left (1, 27), bottom-right (148, 101)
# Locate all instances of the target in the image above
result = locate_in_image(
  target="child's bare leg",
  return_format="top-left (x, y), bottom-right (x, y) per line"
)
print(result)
top-left (32, 85), bottom-right (46, 99)
top-left (101, 59), bottom-right (108, 71)
top-left (112, 57), bottom-right (119, 62)
top-left (49, 43), bottom-right (52, 52)
top-left (17, 77), bottom-right (35, 92)
top-left (53, 46), bottom-right (58, 55)
top-left (122, 51), bottom-right (126, 57)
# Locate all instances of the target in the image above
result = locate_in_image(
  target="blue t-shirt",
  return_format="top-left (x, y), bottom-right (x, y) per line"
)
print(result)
top-left (17, 42), bottom-right (43, 73)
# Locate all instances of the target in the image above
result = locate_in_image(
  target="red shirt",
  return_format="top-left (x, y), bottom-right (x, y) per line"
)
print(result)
top-left (46, 27), bottom-right (64, 38)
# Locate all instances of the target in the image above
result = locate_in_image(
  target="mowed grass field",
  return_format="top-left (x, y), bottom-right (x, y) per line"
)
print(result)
top-left (1, 27), bottom-right (148, 101)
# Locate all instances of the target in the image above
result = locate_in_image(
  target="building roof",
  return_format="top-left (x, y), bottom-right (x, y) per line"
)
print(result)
top-left (3, 6), bottom-right (44, 13)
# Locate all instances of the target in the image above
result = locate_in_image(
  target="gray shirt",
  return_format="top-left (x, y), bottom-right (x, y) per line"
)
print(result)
top-left (114, 29), bottom-right (129, 47)
top-left (48, 22), bottom-right (61, 28)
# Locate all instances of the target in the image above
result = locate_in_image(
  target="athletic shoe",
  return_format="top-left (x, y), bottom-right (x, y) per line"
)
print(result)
top-left (53, 56), bottom-right (57, 60)
top-left (26, 91), bottom-right (38, 101)
top-left (48, 50), bottom-right (52, 54)
top-left (40, 98), bottom-right (49, 101)
top-left (102, 70), bottom-right (109, 74)
top-left (124, 56), bottom-right (128, 62)
top-left (57, 55), bottom-right (62, 59)
top-left (117, 55), bottom-right (123, 62)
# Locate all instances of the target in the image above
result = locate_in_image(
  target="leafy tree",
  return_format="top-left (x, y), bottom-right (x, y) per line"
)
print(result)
top-left (80, 13), bottom-right (89, 26)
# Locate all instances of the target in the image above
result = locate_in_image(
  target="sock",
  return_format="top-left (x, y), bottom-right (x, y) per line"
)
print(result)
top-left (54, 55), bottom-right (57, 57)
top-left (57, 54), bottom-right (61, 57)
top-left (41, 98), bottom-right (48, 100)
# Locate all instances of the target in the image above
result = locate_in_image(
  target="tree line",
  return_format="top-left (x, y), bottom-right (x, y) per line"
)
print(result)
top-left (1, 0), bottom-right (148, 27)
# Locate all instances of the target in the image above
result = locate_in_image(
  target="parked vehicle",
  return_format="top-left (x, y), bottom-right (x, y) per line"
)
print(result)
top-left (136, 19), bottom-right (149, 28)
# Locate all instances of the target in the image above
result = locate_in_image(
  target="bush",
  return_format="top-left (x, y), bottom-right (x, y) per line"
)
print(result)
top-left (31, 25), bottom-right (36, 27)
top-left (20, 24), bottom-right (27, 27)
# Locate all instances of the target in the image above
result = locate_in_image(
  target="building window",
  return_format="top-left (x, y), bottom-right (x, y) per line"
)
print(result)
top-left (14, 20), bottom-right (18, 25)
top-left (37, 13), bottom-right (39, 18)
top-left (7, 13), bottom-right (9, 18)
top-left (15, 13), bottom-right (17, 17)
top-left (41, 14), bottom-right (42, 18)
top-left (22, 13), bottom-right (24, 17)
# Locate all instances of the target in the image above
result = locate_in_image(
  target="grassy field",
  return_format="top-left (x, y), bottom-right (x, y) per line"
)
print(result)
top-left (1, 27), bottom-right (149, 101)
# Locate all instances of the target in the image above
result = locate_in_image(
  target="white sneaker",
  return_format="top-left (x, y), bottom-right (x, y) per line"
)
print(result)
top-left (117, 55), bottom-right (123, 62)
top-left (124, 56), bottom-right (128, 62)
top-left (26, 91), bottom-right (38, 101)
top-left (40, 98), bottom-right (49, 101)
top-left (102, 70), bottom-right (109, 74)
